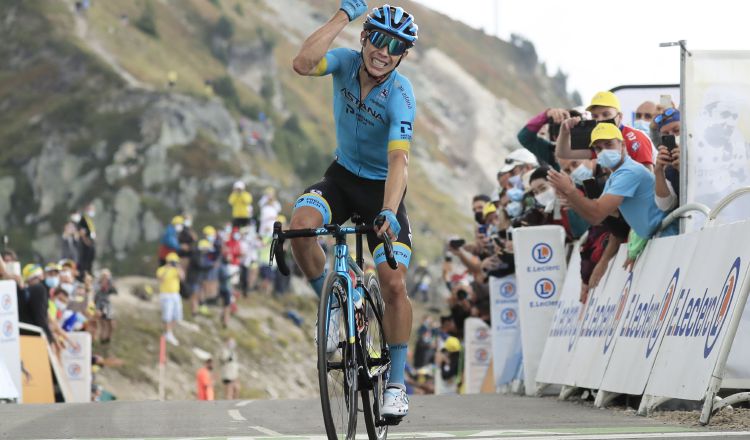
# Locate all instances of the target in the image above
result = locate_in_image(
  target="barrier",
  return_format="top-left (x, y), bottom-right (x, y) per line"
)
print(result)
top-left (463, 317), bottom-right (492, 394)
top-left (0, 280), bottom-right (21, 402)
top-left (513, 225), bottom-right (567, 395)
top-left (488, 275), bottom-right (523, 391)
top-left (60, 332), bottom-right (92, 402)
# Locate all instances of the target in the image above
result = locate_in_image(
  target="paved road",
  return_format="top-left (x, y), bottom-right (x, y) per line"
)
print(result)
top-left (2, 394), bottom-right (749, 439)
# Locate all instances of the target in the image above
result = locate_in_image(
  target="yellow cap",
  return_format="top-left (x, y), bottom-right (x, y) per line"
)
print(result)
top-left (165, 252), bottom-right (180, 263)
top-left (587, 91), bottom-right (621, 112)
top-left (44, 262), bottom-right (62, 273)
top-left (444, 336), bottom-right (461, 353)
top-left (22, 264), bottom-right (43, 281)
top-left (198, 239), bottom-right (212, 250)
top-left (171, 215), bottom-right (184, 225)
top-left (276, 215), bottom-right (287, 224)
top-left (590, 123), bottom-right (624, 147)
top-left (482, 202), bottom-right (497, 219)
top-left (202, 225), bottom-right (216, 236)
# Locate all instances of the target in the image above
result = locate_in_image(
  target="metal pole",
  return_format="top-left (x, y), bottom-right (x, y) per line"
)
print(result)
top-left (679, 40), bottom-right (688, 233)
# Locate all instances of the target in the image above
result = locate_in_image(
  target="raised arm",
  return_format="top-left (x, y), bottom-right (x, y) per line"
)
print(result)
top-left (555, 116), bottom-right (592, 160)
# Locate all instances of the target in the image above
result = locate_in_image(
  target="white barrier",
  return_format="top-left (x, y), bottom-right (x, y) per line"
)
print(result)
top-left (0, 280), bottom-right (21, 402)
top-left (489, 275), bottom-right (523, 390)
top-left (463, 318), bottom-right (492, 394)
top-left (513, 225), bottom-right (566, 395)
top-left (60, 332), bottom-right (92, 403)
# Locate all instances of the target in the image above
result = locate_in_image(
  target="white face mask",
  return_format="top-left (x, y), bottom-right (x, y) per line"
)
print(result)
top-left (184, 219), bottom-right (193, 228)
top-left (534, 188), bottom-right (557, 210)
top-left (86, 209), bottom-right (96, 218)
top-left (71, 213), bottom-right (82, 223)
top-left (54, 299), bottom-right (67, 312)
top-left (175, 224), bottom-right (184, 233)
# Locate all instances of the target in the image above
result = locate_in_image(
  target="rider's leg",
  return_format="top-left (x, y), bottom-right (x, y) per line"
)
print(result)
top-left (377, 263), bottom-right (412, 386)
top-left (289, 206), bottom-right (327, 295)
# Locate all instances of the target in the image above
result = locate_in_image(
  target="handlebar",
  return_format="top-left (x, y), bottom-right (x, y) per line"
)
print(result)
top-left (269, 217), bottom-right (398, 276)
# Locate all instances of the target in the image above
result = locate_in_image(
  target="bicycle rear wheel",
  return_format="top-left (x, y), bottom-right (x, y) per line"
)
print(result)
top-left (361, 272), bottom-right (389, 440)
top-left (318, 273), bottom-right (358, 440)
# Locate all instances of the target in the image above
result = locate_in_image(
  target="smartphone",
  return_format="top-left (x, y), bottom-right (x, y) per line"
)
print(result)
top-left (582, 178), bottom-right (602, 199)
top-left (448, 238), bottom-right (466, 249)
top-left (661, 135), bottom-right (677, 152)
top-left (5, 261), bottom-right (20, 277)
top-left (570, 120), bottom-right (598, 150)
top-left (477, 224), bottom-right (488, 236)
top-left (660, 94), bottom-right (672, 108)
top-left (547, 117), bottom-right (561, 142)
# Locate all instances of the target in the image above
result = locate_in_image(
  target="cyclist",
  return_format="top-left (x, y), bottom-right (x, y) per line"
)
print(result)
top-left (290, 0), bottom-right (417, 420)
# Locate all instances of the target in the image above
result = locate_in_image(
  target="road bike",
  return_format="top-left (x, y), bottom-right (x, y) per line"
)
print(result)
top-left (270, 215), bottom-right (399, 440)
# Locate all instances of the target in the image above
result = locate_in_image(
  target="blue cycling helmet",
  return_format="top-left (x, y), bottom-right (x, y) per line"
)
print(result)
top-left (364, 5), bottom-right (418, 47)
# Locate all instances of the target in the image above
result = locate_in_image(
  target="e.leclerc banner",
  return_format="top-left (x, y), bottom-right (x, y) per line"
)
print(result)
top-left (645, 220), bottom-right (750, 401)
top-left (489, 275), bottom-right (523, 388)
top-left (513, 225), bottom-right (566, 395)
top-left (463, 317), bottom-right (492, 394)
top-left (0, 280), bottom-right (21, 402)
top-left (598, 232), bottom-right (699, 397)
top-left (60, 331), bottom-right (92, 402)
top-left (536, 242), bottom-right (583, 388)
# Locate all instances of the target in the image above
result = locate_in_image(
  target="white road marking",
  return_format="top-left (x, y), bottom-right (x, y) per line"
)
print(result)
top-left (235, 400), bottom-right (255, 407)
top-left (227, 409), bottom-right (247, 421)
top-left (469, 431), bottom-right (567, 437)
top-left (479, 432), bottom-right (750, 440)
top-left (249, 426), bottom-right (283, 436)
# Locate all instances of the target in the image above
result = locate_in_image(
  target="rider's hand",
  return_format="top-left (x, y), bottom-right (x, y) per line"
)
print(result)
top-left (340, 0), bottom-right (368, 21)
top-left (375, 209), bottom-right (400, 241)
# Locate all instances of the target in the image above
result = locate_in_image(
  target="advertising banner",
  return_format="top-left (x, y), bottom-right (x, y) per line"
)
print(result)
top-left (599, 232), bottom-right (700, 396)
top-left (566, 246), bottom-right (631, 390)
top-left (60, 332), bottom-right (92, 402)
top-left (463, 317), bottom-right (492, 394)
top-left (513, 225), bottom-right (567, 395)
top-left (0, 280), bottom-right (21, 402)
top-left (645, 220), bottom-right (750, 400)
top-left (684, 50), bottom-right (750, 232)
top-left (536, 243), bottom-right (583, 387)
top-left (489, 275), bottom-right (523, 387)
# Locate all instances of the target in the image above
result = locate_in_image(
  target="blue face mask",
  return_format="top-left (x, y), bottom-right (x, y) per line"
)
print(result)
top-left (508, 175), bottom-right (523, 190)
top-left (597, 149), bottom-right (623, 169)
top-left (633, 119), bottom-right (651, 133)
top-left (570, 164), bottom-right (594, 185)
top-left (45, 276), bottom-right (60, 289)
top-left (506, 188), bottom-right (525, 202)
top-left (506, 201), bottom-right (523, 218)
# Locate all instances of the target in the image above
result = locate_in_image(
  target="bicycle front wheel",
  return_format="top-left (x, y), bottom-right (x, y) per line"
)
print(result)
top-left (318, 273), bottom-right (358, 440)
top-left (361, 272), bottom-right (389, 440)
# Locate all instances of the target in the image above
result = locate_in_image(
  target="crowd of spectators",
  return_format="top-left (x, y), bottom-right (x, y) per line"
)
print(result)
top-left (409, 91), bottom-right (683, 393)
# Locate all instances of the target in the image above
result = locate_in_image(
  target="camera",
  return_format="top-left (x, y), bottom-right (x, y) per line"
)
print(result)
top-left (570, 119), bottom-right (598, 150)
top-left (661, 135), bottom-right (677, 152)
top-left (448, 238), bottom-right (466, 249)
top-left (547, 117), bottom-right (561, 142)
top-left (582, 177), bottom-right (602, 199)
top-left (456, 289), bottom-right (469, 300)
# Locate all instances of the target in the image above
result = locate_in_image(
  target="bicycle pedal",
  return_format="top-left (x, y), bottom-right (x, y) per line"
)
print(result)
top-left (377, 416), bottom-right (404, 426)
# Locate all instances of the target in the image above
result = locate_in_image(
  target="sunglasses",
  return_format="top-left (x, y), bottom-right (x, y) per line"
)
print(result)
top-left (368, 31), bottom-right (409, 56)
top-left (654, 108), bottom-right (677, 125)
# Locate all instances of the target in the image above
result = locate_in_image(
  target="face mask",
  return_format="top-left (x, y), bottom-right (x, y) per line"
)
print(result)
top-left (633, 119), bottom-right (651, 133)
top-left (60, 282), bottom-right (75, 295)
top-left (184, 219), bottom-right (192, 228)
top-left (597, 149), bottom-right (623, 169)
top-left (570, 164), bottom-right (594, 185)
top-left (473, 211), bottom-right (484, 224)
top-left (508, 175), bottom-right (523, 190)
top-left (45, 277), bottom-right (60, 289)
top-left (175, 224), bottom-right (184, 233)
top-left (54, 299), bottom-right (67, 312)
top-left (86, 210), bottom-right (96, 218)
top-left (71, 213), bottom-right (82, 223)
top-left (207, 235), bottom-right (216, 244)
top-left (233, 233), bottom-right (241, 241)
top-left (506, 201), bottom-right (522, 218)
top-left (507, 188), bottom-right (525, 202)
top-left (534, 188), bottom-right (557, 209)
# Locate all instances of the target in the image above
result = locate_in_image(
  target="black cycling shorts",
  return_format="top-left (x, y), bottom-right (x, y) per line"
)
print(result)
top-left (294, 161), bottom-right (412, 268)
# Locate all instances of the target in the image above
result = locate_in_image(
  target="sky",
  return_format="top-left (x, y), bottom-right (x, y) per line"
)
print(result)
top-left (412, 0), bottom-right (750, 102)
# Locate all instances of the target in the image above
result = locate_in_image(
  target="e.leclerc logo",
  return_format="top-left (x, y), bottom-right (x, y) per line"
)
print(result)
top-left (704, 258), bottom-right (740, 358)
top-left (475, 327), bottom-right (491, 340)
top-left (1, 293), bottom-right (11, 311)
top-left (68, 362), bottom-right (82, 379)
top-left (601, 272), bottom-right (633, 355)
top-left (2, 320), bottom-right (13, 338)
top-left (501, 308), bottom-right (517, 325)
top-left (531, 243), bottom-right (553, 264)
top-left (499, 281), bottom-right (516, 299)
top-left (475, 348), bottom-right (490, 362)
top-left (534, 278), bottom-right (556, 299)
top-left (644, 268), bottom-right (679, 357)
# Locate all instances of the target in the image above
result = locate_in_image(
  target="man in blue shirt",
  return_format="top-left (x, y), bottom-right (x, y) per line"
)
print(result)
top-left (548, 123), bottom-right (676, 238)
top-left (289, 1), bottom-right (418, 420)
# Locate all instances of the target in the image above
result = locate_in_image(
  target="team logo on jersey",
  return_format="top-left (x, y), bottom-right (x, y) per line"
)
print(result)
top-left (379, 89), bottom-right (389, 100)
top-left (340, 88), bottom-right (385, 124)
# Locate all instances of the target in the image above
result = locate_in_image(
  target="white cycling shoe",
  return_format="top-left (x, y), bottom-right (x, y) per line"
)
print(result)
top-left (381, 385), bottom-right (409, 419)
top-left (315, 308), bottom-right (341, 354)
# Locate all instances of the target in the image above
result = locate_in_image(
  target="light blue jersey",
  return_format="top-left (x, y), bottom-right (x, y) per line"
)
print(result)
top-left (313, 48), bottom-right (416, 180)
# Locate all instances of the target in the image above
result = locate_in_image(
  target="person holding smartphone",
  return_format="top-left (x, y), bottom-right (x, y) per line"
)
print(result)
top-left (653, 108), bottom-right (681, 211)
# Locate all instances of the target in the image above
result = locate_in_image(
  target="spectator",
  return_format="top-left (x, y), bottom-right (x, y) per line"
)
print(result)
top-left (471, 194), bottom-right (491, 225)
top-left (437, 336), bottom-right (461, 392)
top-left (653, 108), bottom-right (681, 212)
top-left (556, 91), bottom-right (655, 170)
top-left (94, 269), bottom-right (117, 344)
top-left (517, 108), bottom-right (583, 172)
top-left (218, 251), bottom-right (233, 328)
top-left (17, 264), bottom-right (56, 348)
top-left (156, 252), bottom-right (184, 346)
top-left (238, 225), bottom-right (261, 297)
top-left (189, 239), bottom-right (214, 316)
top-left (78, 203), bottom-right (97, 279)
top-left (200, 226), bottom-right (220, 313)
top-left (548, 123), bottom-right (677, 239)
top-left (228, 181), bottom-right (253, 228)
top-left (410, 260), bottom-right (431, 303)
top-left (634, 100), bottom-right (657, 133)
top-left (61, 215), bottom-right (80, 264)
top-left (258, 187), bottom-right (281, 238)
top-left (497, 149), bottom-right (539, 190)
top-left (159, 216), bottom-right (184, 266)
top-left (220, 338), bottom-right (240, 400)
top-left (196, 357), bottom-right (215, 401)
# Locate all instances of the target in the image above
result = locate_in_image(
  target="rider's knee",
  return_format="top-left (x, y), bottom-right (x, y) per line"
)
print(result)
top-left (290, 210), bottom-right (320, 230)
top-left (380, 276), bottom-right (407, 303)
